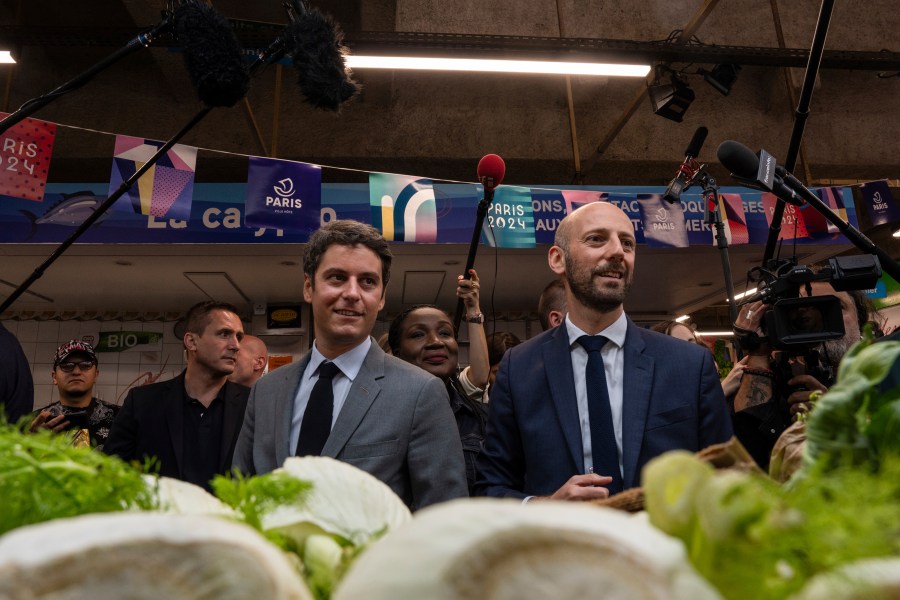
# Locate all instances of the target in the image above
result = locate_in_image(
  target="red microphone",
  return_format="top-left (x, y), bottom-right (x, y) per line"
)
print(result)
top-left (477, 154), bottom-right (506, 192)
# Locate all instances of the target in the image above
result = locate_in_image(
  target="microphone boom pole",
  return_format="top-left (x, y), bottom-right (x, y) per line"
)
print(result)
top-left (762, 0), bottom-right (835, 267)
top-left (452, 188), bottom-right (494, 333)
top-left (0, 10), bottom-right (175, 136)
top-left (0, 39), bottom-right (286, 315)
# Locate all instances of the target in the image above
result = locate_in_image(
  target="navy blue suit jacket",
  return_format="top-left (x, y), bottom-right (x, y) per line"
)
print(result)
top-left (474, 318), bottom-right (733, 498)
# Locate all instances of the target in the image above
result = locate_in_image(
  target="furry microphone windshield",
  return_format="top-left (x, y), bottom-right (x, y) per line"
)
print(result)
top-left (285, 5), bottom-right (360, 111)
top-left (174, 0), bottom-right (250, 107)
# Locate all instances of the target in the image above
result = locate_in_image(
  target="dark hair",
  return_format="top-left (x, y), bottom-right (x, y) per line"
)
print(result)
top-left (388, 304), bottom-right (449, 354)
top-left (184, 301), bottom-right (241, 335)
top-left (303, 219), bottom-right (392, 289)
top-left (651, 320), bottom-right (689, 336)
top-left (538, 279), bottom-right (567, 330)
top-left (487, 331), bottom-right (521, 366)
top-left (846, 288), bottom-right (872, 332)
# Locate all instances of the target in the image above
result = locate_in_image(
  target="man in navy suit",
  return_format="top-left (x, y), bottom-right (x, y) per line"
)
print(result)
top-left (474, 201), bottom-right (732, 500)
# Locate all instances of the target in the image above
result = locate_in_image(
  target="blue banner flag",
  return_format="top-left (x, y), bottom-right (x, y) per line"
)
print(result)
top-left (637, 194), bottom-right (689, 247)
top-left (244, 157), bottom-right (322, 234)
top-left (482, 186), bottom-right (535, 248)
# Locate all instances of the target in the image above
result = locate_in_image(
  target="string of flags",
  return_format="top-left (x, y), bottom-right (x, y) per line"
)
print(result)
top-left (1, 112), bottom-right (897, 249)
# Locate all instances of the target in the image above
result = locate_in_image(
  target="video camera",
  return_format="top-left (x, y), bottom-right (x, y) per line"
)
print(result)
top-left (741, 254), bottom-right (881, 351)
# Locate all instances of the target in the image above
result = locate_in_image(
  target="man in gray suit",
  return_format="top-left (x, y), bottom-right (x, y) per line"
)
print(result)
top-left (233, 220), bottom-right (467, 510)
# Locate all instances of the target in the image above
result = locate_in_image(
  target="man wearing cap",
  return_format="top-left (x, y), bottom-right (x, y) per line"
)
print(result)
top-left (105, 301), bottom-right (250, 491)
top-left (30, 340), bottom-right (119, 450)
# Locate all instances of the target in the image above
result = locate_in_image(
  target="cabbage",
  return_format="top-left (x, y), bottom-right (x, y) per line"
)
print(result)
top-left (0, 512), bottom-right (312, 599)
top-left (789, 558), bottom-right (900, 600)
top-left (146, 475), bottom-right (237, 517)
top-left (334, 498), bottom-right (722, 600)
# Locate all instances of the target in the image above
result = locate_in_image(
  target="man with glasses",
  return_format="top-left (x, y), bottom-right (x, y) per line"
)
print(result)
top-left (29, 340), bottom-right (118, 450)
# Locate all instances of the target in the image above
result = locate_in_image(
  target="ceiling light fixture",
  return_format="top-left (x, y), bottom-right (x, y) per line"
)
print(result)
top-left (344, 55), bottom-right (651, 77)
top-left (648, 69), bottom-right (694, 122)
top-left (893, 229), bottom-right (900, 238)
top-left (696, 331), bottom-right (735, 337)
top-left (699, 63), bottom-right (741, 96)
top-left (727, 287), bottom-right (758, 302)
top-left (0, 51), bottom-right (15, 64)
top-left (674, 315), bottom-right (690, 322)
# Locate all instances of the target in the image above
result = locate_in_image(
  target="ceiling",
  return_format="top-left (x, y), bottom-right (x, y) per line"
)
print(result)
top-left (1, 0), bottom-right (898, 329)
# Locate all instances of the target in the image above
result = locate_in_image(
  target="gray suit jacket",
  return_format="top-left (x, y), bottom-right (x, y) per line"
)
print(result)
top-left (233, 340), bottom-right (468, 510)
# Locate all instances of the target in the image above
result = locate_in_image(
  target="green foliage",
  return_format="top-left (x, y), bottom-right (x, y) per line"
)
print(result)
top-left (0, 424), bottom-right (156, 535)
top-left (211, 470), bottom-right (311, 533)
top-left (714, 339), bottom-right (734, 379)
top-left (644, 453), bottom-right (900, 600)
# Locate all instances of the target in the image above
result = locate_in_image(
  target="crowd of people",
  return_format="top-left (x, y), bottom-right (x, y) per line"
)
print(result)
top-left (0, 201), bottom-right (884, 508)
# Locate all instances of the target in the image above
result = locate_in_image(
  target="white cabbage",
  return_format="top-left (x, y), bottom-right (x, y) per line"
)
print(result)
top-left (264, 456), bottom-right (411, 547)
top-left (789, 557), bottom-right (900, 600)
top-left (0, 512), bottom-right (312, 600)
top-left (144, 474), bottom-right (237, 517)
top-left (334, 498), bottom-right (723, 600)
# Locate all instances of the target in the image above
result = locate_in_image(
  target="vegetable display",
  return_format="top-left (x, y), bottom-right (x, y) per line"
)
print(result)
top-left (0, 513), bottom-right (312, 600)
top-left (335, 498), bottom-right (721, 600)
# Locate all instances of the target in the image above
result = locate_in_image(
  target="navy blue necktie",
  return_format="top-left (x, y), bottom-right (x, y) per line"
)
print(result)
top-left (296, 362), bottom-right (341, 456)
top-left (578, 335), bottom-right (623, 494)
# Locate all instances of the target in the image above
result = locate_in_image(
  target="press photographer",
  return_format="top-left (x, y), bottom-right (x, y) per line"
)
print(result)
top-left (730, 256), bottom-right (879, 469)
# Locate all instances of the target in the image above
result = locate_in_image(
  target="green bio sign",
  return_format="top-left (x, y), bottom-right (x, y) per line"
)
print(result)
top-left (95, 331), bottom-right (163, 353)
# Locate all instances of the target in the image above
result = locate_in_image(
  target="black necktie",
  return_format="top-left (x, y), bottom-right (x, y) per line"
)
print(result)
top-left (578, 335), bottom-right (623, 494)
top-left (296, 361), bottom-right (341, 456)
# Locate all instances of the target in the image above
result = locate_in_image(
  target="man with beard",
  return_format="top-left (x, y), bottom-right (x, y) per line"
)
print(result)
top-left (105, 301), bottom-right (250, 491)
top-left (474, 202), bottom-right (732, 500)
top-left (731, 281), bottom-right (870, 469)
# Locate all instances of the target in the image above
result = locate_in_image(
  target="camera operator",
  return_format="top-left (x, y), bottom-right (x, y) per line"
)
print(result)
top-left (731, 281), bottom-right (872, 469)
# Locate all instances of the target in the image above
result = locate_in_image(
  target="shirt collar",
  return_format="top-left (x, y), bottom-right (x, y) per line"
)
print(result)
top-left (564, 312), bottom-right (628, 349)
top-left (310, 337), bottom-right (372, 380)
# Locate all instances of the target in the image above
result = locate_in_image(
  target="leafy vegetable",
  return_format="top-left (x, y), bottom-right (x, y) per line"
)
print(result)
top-left (335, 499), bottom-right (721, 600)
top-left (0, 512), bottom-right (313, 600)
top-left (789, 557), bottom-right (900, 600)
top-left (803, 333), bottom-right (900, 471)
top-left (643, 452), bottom-right (900, 600)
top-left (214, 457), bottom-right (410, 600)
top-left (0, 424), bottom-right (155, 535)
top-left (149, 475), bottom-right (237, 517)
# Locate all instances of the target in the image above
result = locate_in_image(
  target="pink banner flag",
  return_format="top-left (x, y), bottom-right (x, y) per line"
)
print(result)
top-left (0, 112), bottom-right (56, 202)
top-left (762, 193), bottom-right (809, 239)
top-left (720, 193), bottom-right (748, 245)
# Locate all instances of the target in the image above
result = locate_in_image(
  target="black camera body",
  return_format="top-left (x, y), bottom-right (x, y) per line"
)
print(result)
top-left (746, 255), bottom-right (881, 351)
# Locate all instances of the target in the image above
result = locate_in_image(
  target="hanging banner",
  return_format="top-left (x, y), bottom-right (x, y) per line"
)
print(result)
top-left (762, 193), bottom-right (809, 239)
top-left (108, 135), bottom-right (197, 220)
top-left (244, 157), bottom-right (321, 233)
top-left (637, 193), bottom-right (688, 247)
top-left (857, 180), bottom-right (900, 228)
top-left (482, 186), bottom-right (535, 248)
top-left (369, 173), bottom-right (436, 242)
top-left (720, 193), bottom-right (748, 245)
top-left (0, 112), bottom-right (56, 202)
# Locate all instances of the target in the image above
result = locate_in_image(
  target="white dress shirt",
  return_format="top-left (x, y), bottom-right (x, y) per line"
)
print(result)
top-left (289, 337), bottom-right (372, 454)
top-left (564, 312), bottom-right (628, 478)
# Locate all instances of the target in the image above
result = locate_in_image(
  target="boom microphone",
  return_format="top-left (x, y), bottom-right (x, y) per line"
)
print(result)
top-left (174, 0), bottom-right (250, 107)
top-left (663, 126), bottom-right (707, 203)
top-left (284, 0), bottom-right (360, 111)
top-left (716, 140), bottom-right (802, 205)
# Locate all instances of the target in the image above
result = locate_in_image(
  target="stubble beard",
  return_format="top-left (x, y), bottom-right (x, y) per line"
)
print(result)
top-left (564, 253), bottom-right (631, 314)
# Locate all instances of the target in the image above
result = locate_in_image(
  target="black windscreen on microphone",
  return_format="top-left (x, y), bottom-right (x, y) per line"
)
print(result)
top-left (685, 126), bottom-right (708, 158)
top-left (717, 140), bottom-right (761, 179)
top-left (285, 4), bottom-right (360, 111)
top-left (175, 0), bottom-right (250, 107)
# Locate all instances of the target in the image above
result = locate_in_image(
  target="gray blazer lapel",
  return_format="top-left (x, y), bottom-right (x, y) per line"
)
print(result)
top-left (275, 358), bottom-right (308, 468)
top-left (322, 343), bottom-right (383, 458)
top-left (621, 320), bottom-right (653, 488)
top-left (544, 327), bottom-right (583, 471)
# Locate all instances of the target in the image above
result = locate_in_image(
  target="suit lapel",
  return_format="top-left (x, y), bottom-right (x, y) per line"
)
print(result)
top-left (621, 320), bottom-right (653, 488)
top-left (275, 358), bottom-right (308, 468)
top-left (322, 344), bottom-right (383, 458)
top-left (544, 327), bottom-right (584, 471)
top-left (164, 374), bottom-right (186, 477)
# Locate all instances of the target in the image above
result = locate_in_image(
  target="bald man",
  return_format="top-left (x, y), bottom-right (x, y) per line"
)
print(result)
top-left (229, 335), bottom-right (269, 388)
top-left (475, 201), bottom-right (732, 501)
